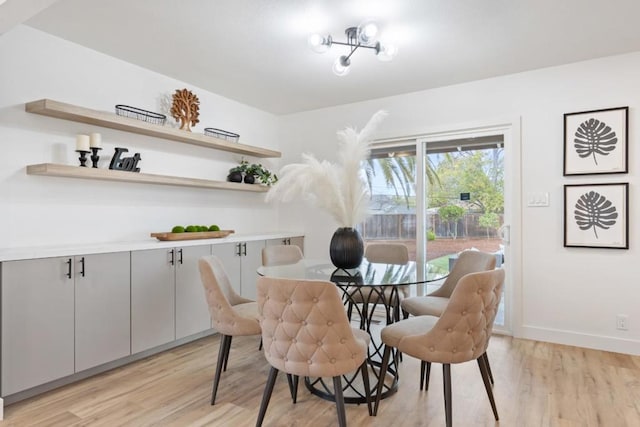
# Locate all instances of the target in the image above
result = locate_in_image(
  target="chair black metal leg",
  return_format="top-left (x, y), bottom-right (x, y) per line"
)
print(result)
top-left (258, 337), bottom-right (263, 351)
top-left (443, 364), bottom-right (452, 427)
top-left (223, 335), bottom-right (233, 372)
top-left (373, 345), bottom-right (392, 416)
top-left (360, 361), bottom-right (373, 416)
top-left (256, 367), bottom-right (279, 427)
top-left (402, 308), bottom-right (409, 320)
top-left (420, 361), bottom-right (431, 390)
top-left (211, 334), bottom-right (231, 405)
top-left (482, 352), bottom-right (494, 385)
top-left (333, 376), bottom-right (347, 427)
top-left (347, 301), bottom-right (354, 321)
top-left (286, 374), bottom-right (299, 403)
top-left (477, 356), bottom-right (499, 420)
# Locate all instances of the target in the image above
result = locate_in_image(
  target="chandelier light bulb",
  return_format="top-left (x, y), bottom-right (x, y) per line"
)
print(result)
top-left (332, 56), bottom-right (351, 76)
top-left (376, 43), bottom-right (398, 62)
top-left (307, 33), bottom-right (331, 53)
top-left (358, 21), bottom-right (378, 45)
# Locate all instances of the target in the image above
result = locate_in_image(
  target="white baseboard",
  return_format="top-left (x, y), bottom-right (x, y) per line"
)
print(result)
top-left (520, 325), bottom-right (640, 355)
top-left (0, 397), bottom-right (4, 420)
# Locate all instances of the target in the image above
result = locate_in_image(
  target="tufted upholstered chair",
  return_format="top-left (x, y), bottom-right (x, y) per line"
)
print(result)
top-left (400, 250), bottom-right (497, 389)
top-left (261, 244), bottom-right (304, 267)
top-left (256, 276), bottom-right (372, 427)
top-left (198, 256), bottom-right (261, 405)
top-left (374, 269), bottom-right (505, 427)
top-left (347, 243), bottom-right (410, 324)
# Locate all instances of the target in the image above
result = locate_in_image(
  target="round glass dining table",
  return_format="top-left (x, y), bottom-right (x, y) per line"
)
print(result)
top-left (257, 258), bottom-right (448, 405)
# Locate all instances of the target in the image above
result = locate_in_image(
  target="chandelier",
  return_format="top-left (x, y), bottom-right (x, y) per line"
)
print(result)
top-left (308, 22), bottom-right (397, 76)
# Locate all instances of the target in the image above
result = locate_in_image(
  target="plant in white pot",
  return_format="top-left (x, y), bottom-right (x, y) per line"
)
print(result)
top-left (266, 111), bottom-right (387, 269)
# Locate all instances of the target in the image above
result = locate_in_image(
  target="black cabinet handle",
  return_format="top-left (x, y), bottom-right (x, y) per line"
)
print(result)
top-left (80, 257), bottom-right (86, 277)
top-left (178, 248), bottom-right (184, 265)
top-left (66, 258), bottom-right (72, 279)
top-left (287, 238), bottom-right (291, 245)
top-left (169, 249), bottom-right (175, 265)
top-left (242, 242), bottom-right (247, 256)
top-left (235, 243), bottom-right (242, 257)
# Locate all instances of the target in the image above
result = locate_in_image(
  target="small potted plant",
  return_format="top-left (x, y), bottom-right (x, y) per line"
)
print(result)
top-left (245, 163), bottom-right (278, 186)
top-left (227, 159), bottom-right (249, 183)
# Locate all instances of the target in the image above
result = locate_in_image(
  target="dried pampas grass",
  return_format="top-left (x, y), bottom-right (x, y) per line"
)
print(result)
top-left (266, 111), bottom-right (387, 227)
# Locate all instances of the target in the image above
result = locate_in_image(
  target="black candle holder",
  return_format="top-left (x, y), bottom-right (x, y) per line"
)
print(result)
top-left (90, 147), bottom-right (102, 168)
top-left (76, 150), bottom-right (90, 167)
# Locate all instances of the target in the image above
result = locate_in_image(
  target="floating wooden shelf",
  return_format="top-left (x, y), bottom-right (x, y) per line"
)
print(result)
top-left (26, 163), bottom-right (269, 193)
top-left (25, 99), bottom-right (281, 159)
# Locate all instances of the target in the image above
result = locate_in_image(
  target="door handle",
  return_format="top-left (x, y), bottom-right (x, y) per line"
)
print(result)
top-left (242, 242), bottom-right (247, 256)
top-left (80, 257), bottom-right (86, 277)
top-left (66, 258), bottom-right (72, 279)
top-left (178, 248), bottom-right (184, 265)
top-left (169, 249), bottom-right (175, 265)
top-left (235, 243), bottom-right (242, 257)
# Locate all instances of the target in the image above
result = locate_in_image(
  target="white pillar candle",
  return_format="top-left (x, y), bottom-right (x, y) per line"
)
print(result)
top-left (89, 133), bottom-right (102, 148)
top-left (76, 134), bottom-right (90, 151)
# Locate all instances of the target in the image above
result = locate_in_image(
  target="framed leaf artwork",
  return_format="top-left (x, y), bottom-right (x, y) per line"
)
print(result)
top-left (563, 106), bottom-right (628, 176)
top-left (564, 183), bottom-right (628, 249)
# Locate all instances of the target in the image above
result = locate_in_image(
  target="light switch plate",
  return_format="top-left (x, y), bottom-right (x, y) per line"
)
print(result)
top-left (527, 192), bottom-right (550, 207)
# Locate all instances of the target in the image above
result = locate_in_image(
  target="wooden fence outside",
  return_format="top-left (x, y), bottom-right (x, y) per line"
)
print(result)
top-left (359, 213), bottom-right (504, 240)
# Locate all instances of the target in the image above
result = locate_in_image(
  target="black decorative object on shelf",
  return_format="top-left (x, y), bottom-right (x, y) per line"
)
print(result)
top-left (227, 171), bottom-right (242, 183)
top-left (109, 147), bottom-right (141, 172)
top-left (115, 105), bottom-right (167, 125)
top-left (204, 128), bottom-right (240, 143)
top-left (243, 174), bottom-right (255, 184)
top-left (329, 227), bottom-right (364, 269)
top-left (76, 150), bottom-right (90, 167)
top-left (90, 147), bottom-right (102, 168)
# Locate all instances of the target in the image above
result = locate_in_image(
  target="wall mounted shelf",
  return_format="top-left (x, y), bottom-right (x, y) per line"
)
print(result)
top-left (25, 99), bottom-right (281, 158)
top-left (26, 163), bottom-right (268, 193)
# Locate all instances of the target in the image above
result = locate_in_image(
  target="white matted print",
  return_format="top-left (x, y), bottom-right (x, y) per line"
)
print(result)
top-left (564, 183), bottom-right (628, 249)
top-left (563, 107), bottom-right (628, 175)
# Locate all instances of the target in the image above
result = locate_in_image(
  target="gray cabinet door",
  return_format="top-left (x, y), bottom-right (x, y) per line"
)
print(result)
top-left (75, 252), bottom-right (131, 372)
top-left (175, 245), bottom-right (212, 339)
top-left (240, 240), bottom-right (265, 300)
top-left (131, 248), bottom-right (175, 353)
top-left (2, 257), bottom-right (75, 395)
top-left (212, 242), bottom-right (242, 296)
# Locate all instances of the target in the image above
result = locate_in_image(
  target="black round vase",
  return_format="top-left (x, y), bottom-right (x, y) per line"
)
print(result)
top-left (227, 171), bottom-right (243, 183)
top-left (243, 174), bottom-right (255, 184)
top-left (329, 227), bottom-right (364, 269)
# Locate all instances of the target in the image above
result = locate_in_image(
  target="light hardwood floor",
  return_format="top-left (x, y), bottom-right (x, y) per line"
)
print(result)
top-left (1, 334), bottom-right (639, 426)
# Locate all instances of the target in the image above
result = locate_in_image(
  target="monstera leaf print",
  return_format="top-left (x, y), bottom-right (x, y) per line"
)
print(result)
top-left (574, 118), bottom-right (617, 165)
top-left (574, 191), bottom-right (618, 238)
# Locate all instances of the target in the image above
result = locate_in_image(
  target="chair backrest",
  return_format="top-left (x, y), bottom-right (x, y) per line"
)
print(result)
top-left (429, 250), bottom-right (497, 298)
top-left (403, 268), bottom-right (505, 364)
top-left (198, 256), bottom-right (258, 336)
top-left (261, 244), bottom-right (304, 266)
top-left (365, 243), bottom-right (409, 264)
top-left (257, 276), bottom-right (367, 377)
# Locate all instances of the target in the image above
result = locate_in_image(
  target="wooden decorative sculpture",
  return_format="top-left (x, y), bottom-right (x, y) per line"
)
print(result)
top-left (170, 88), bottom-right (200, 131)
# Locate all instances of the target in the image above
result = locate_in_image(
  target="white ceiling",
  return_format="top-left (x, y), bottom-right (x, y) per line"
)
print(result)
top-left (19, 0), bottom-right (640, 115)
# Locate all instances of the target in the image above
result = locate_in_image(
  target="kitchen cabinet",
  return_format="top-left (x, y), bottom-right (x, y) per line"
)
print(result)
top-left (266, 236), bottom-right (304, 253)
top-left (1, 252), bottom-right (130, 395)
top-left (1, 257), bottom-right (74, 395)
top-left (175, 245), bottom-right (213, 339)
top-left (213, 241), bottom-right (264, 300)
top-left (131, 245), bottom-right (212, 352)
top-left (75, 252), bottom-right (131, 371)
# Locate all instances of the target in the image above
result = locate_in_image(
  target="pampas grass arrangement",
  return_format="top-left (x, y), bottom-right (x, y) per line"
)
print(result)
top-left (266, 111), bottom-right (387, 227)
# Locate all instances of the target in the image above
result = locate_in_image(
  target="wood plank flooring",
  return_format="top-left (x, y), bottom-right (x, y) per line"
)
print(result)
top-left (1, 334), bottom-right (639, 426)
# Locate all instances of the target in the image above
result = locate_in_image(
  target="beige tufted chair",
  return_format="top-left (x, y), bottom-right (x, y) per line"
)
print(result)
top-left (256, 276), bottom-right (372, 427)
top-left (374, 269), bottom-right (505, 427)
top-left (261, 244), bottom-right (304, 267)
top-left (347, 243), bottom-right (410, 324)
top-left (198, 256), bottom-right (261, 405)
top-left (400, 250), bottom-right (497, 389)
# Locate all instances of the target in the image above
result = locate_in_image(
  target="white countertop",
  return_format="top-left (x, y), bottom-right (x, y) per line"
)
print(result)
top-left (0, 231), bottom-right (304, 262)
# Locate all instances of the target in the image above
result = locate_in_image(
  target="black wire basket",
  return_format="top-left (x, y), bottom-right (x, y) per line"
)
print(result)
top-left (204, 127), bottom-right (240, 143)
top-left (115, 105), bottom-right (166, 125)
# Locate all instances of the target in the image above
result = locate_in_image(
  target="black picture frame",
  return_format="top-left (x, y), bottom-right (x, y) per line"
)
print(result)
top-left (563, 106), bottom-right (628, 176)
top-left (564, 183), bottom-right (629, 249)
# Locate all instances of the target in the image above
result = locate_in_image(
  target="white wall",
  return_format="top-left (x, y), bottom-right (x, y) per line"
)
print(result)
top-left (0, 26), bottom-right (281, 248)
top-left (277, 52), bottom-right (640, 355)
